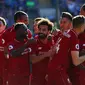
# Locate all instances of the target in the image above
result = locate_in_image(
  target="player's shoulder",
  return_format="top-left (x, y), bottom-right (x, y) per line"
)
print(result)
top-left (78, 32), bottom-right (85, 40)
top-left (69, 29), bottom-right (78, 38)
top-left (6, 25), bottom-right (14, 32)
top-left (3, 25), bottom-right (14, 35)
top-left (27, 29), bottom-right (32, 38)
top-left (27, 29), bottom-right (32, 34)
top-left (7, 39), bottom-right (16, 49)
top-left (52, 29), bottom-right (61, 36)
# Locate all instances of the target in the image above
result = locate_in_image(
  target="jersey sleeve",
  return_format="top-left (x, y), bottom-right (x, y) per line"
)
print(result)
top-left (0, 36), bottom-right (5, 51)
top-left (27, 29), bottom-right (32, 39)
top-left (70, 33), bottom-right (79, 51)
top-left (2, 26), bottom-right (15, 46)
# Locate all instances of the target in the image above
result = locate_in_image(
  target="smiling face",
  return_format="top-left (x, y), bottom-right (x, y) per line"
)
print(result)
top-left (38, 25), bottom-right (49, 39)
top-left (59, 17), bottom-right (72, 31)
top-left (17, 15), bottom-right (29, 26)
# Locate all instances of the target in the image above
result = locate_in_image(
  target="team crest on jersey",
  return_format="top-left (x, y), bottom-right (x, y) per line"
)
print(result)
top-left (8, 45), bottom-right (13, 50)
top-left (2, 39), bottom-right (5, 44)
top-left (75, 44), bottom-right (79, 50)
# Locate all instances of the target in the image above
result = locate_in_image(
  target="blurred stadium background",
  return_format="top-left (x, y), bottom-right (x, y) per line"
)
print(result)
top-left (0, 0), bottom-right (85, 32)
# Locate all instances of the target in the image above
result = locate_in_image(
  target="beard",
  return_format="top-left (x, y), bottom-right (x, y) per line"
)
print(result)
top-left (38, 33), bottom-right (47, 39)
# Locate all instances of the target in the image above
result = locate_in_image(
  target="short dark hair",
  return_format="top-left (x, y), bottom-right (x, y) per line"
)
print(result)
top-left (0, 17), bottom-right (7, 26)
top-left (14, 23), bottom-right (28, 31)
top-left (81, 4), bottom-right (85, 11)
top-left (38, 19), bottom-right (53, 31)
top-left (72, 15), bottom-right (85, 28)
top-left (14, 11), bottom-right (28, 22)
top-left (61, 12), bottom-right (73, 21)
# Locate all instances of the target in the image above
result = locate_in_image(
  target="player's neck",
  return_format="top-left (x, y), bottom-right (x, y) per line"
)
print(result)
top-left (61, 27), bottom-right (72, 33)
top-left (73, 28), bottom-right (81, 35)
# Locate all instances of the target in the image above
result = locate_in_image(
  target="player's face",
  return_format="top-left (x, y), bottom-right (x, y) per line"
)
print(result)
top-left (38, 25), bottom-right (49, 39)
top-left (39, 25), bottom-right (49, 34)
top-left (80, 9), bottom-right (85, 16)
top-left (33, 21), bottom-right (39, 34)
top-left (20, 15), bottom-right (29, 25)
top-left (59, 18), bottom-right (72, 31)
top-left (0, 21), bottom-right (6, 33)
top-left (80, 23), bottom-right (85, 33)
top-left (16, 27), bottom-right (28, 41)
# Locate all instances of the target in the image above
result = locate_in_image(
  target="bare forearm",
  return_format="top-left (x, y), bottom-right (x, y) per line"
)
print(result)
top-left (71, 51), bottom-right (85, 66)
top-left (30, 53), bottom-right (49, 64)
top-left (31, 55), bottom-right (45, 64)
top-left (72, 55), bottom-right (85, 66)
top-left (78, 55), bottom-right (85, 64)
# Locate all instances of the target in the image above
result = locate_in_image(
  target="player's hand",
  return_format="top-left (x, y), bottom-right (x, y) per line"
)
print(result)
top-left (4, 47), bottom-right (10, 59)
top-left (52, 29), bottom-right (60, 36)
top-left (24, 38), bottom-right (36, 47)
top-left (50, 45), bottom-right (56, 54)
top-left (45, 74), bottom-right (48, 81)
top-left (47, 34), bottom-right (53, 41)
top-left (44, 50), bottom-right (53, 57)
top-left (39, 51), bottom-right (52, 58)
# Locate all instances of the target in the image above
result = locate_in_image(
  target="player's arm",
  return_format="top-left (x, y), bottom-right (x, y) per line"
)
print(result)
top-left (71, 51), bottom-right (85, 66)
top-left (4, 46), bottom-right (10, 59)
top-left (4, 45), bottom-right (25, 58)
top-left (10, 39), bottom-right (36, 57)
top-left (30, 51), bottom-right (51, 64)
top-left (10, 45), bottom-right (27, 57)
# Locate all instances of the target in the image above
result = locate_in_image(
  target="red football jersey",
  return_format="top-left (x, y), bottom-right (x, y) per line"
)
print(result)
top-left (78, 32), bottom-right (85, 85)
top-left (2, 25), bottom-right (32, 46)
top-left (30, 38), bottom-right (54, 76)
top-left (78, 32), bottom-right (85, 40)
top-left (0, 34), bottom-right (6, 77)
top-left (7, 39), bottom-right (30, 76)
top-left (29, 37), bottom-right (54, 85)
top-left (0, 33), bottom-right (8, 85)
top-left (78, 32), bottom-right (85, 51)
top-left (48, 29), bottom-right (79, 71)
top-left (47, 29), bottom-right (79, 85)
top-left (2, 26), bottom-right (15, 46)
